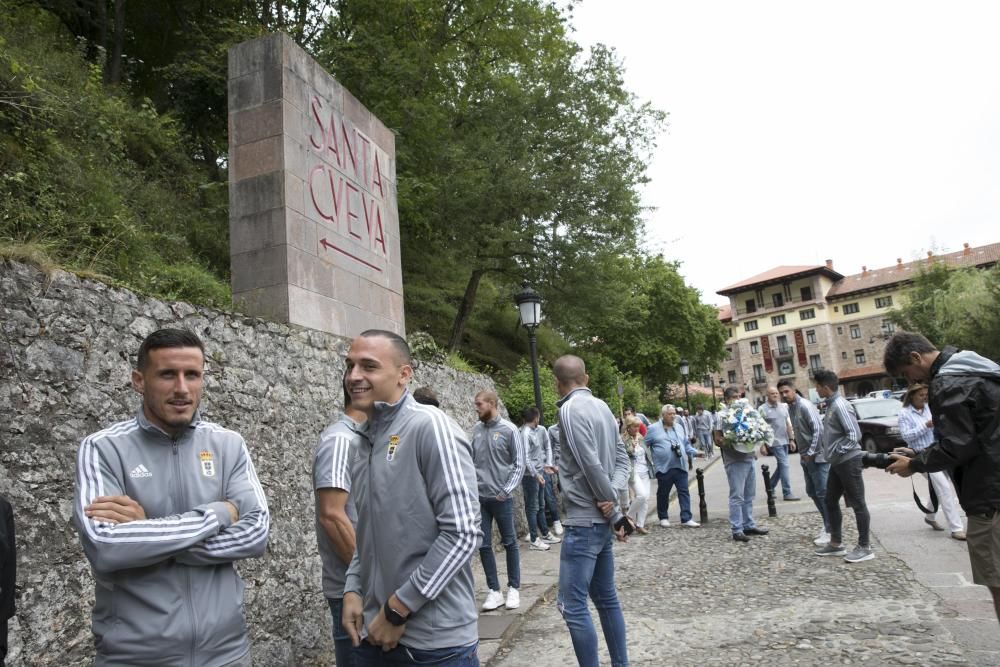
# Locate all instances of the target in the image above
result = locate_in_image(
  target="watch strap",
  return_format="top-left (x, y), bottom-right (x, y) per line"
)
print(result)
top-left (383, 599), bottom-right (408, 626)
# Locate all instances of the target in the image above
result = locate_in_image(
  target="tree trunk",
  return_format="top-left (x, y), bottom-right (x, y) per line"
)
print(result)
top-left (448, 269), bottom-right (485, 352)
top-left (104, 0), bottom-right (126, 84)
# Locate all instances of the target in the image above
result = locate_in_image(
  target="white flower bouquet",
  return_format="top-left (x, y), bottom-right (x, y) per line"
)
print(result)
top-left (717, 399), bottom-right (774, 454)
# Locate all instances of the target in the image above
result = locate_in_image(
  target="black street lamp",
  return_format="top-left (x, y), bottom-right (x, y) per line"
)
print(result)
top-left (515, 282), bottom-right (545, 424)
top-left (679, 358), bottom-right (690, 414)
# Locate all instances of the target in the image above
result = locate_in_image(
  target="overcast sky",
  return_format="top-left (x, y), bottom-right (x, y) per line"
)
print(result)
top-left (568, 1), bottom-right (1000, 305)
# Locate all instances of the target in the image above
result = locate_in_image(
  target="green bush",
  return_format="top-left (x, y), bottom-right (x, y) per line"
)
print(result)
top-left (0, 2), bottom-right (230, 306)
top-left (498, 359), bottom-right (560, 426)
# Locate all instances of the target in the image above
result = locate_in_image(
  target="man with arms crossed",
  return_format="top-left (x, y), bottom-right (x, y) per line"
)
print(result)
top-left (884, 332), bottom-right (1000, 621)
top-left (74, 329), bottom-right (270, 666)
top-left (343, 331), bottom-right (481, 665)
top-left (471, 390), bottom-right (526, 612)
top-left (553, 355), bottom-right (631, 667)
top-left (778, 379), bottom-right (830, 545)
top-left (812, 370), bottom-right (873, 563)
top-left (314, 377), bottom-right (367, 664)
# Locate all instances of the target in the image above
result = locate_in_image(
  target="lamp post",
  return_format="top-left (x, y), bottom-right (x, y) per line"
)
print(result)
top-left (515, 282), bottom-right (544, 424)
top-left (679, 358), bottom-right (690, 414)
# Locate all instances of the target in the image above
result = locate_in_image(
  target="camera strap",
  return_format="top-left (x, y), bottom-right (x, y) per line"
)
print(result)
top-left (911, 475), bottom-right (939, 514)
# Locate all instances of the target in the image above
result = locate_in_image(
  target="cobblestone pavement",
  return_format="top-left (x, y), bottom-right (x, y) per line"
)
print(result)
top-left (490, 512), bottom-right (972, 666)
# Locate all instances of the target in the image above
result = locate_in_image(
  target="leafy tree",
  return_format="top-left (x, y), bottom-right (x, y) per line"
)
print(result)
top-left (581, 254), bottom-right (727, 391)
top-left (317, 0), bottom-right (663, 352)
top-left (891, 263), bottom-right (1000, 362)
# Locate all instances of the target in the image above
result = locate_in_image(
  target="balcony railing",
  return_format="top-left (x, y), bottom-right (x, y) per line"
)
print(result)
top-left (807, 367), bottom-right (825, 379)
top-left (752, 376), bottom-right (768, 387)
top-left (772, 346), bottom-right (795, 359)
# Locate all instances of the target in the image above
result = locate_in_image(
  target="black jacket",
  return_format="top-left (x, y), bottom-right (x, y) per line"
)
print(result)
top-left (911, 346), bottom-right (1000, 515)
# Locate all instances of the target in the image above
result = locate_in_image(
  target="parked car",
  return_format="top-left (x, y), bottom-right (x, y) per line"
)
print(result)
top-left (849, 398), bottom-right (905, 453)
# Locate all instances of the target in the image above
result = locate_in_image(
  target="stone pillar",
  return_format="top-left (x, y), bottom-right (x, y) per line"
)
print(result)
top-left (227, 33), bottom-right (404, 336)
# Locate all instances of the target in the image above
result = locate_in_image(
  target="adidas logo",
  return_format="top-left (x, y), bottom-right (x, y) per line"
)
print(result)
top-left (129, 464), bottom-right (153, 479)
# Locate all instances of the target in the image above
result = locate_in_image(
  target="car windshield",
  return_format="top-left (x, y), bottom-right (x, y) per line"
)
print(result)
top-left (854, 399), bottom-right (902, 420)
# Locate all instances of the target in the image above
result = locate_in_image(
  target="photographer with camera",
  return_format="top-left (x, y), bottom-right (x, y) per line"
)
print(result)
top-left (896, 383), bottom-right (966, 541)
top-left (884, 333), bottom-right (1000, 623)
top-left (645, 405), bottom-right (705, 529)
top-left (812, 370), bottom-right (874, 563)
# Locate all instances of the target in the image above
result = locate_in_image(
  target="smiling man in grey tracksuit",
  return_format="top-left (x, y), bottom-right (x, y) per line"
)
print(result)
top-left (553, 355), bottom-right (631, 667)
top-left (74, 329), bottom-right (270, 667)
top-left (343, 330), bottom-right (481, 666)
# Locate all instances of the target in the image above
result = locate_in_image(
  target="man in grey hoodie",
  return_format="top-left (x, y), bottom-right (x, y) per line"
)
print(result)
top-left (885, 332), bottom-right (1000, 622)
top-left (74, 329), bottom-right (270, 667)
top-left (343, 330), bottom-right (481, 666)
top-left (812, 369), bottom-right (872, 564)
top-left (471, 390), bottom-right (525, 612)
top-left (552, 355), bottom-right (631, 667)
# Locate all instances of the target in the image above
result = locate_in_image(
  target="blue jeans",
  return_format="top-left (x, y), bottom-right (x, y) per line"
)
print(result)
top-left (768, 444), bottom-right (794, 498)
top-left (557, 524), bottom-right (629, 667)
top-left (327, 597), bottom-right (354, 667)
top-left (801, 458), bottom-right (830, 532)
top-left (478, 496), bottom-right (520, 590)
top-left (697, 431), bottom-right (713, 456)
top-left (522, 476), bottom-right (547, 540)
top-left (724, 459), bottom-right (758, 534)
top-left (352, 640), bottom-right (479, 666)
top-left (654, 468), bottom-right (692, 522)
top-left (542, 472), bottom-right (560, 525)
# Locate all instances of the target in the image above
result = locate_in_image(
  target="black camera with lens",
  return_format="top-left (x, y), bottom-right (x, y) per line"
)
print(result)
top-left (670, 443), bottom-right (682, 457)
top-left (861, 452), bottom-right (893, 469)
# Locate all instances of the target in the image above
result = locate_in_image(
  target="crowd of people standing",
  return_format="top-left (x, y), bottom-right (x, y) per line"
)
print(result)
top-left (58, 325), bottom-right (999, 667)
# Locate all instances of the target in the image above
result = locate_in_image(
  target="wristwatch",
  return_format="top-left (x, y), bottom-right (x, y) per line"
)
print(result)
top-left (384, 599), bottom-right (408, 626)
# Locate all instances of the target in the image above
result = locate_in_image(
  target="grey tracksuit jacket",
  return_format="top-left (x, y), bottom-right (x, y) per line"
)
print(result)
top-left (344, 391), bottom-right (481, 650)
top-left (554, 387), bottom-right (631, 527)
top-left (821, 392), bottom-right (863, 465)
top-left (313, 414), bottom-right (365, 600)
top-left (73, 410), bottom-right (270, 667)
top-left (471, 416), bottom-right (525, 497)
top-left (521, 425), bottom-right (547, 478)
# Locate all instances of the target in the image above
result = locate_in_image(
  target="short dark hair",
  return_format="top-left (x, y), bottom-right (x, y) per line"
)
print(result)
top-left (624, 406), bottom-right (636, 413)
top-left (359, 329), bottom-right (412, 366)
top-left (723, 385), bottom-right (740, 400)
top-left (412, 386), bottom-right (440, 407)
top-left (776, 378), bottom-right (795, 390)
top-left (884, 332), bottom-right (937, 375)
top-left (137, 329), bottom-right (204, 370)
top-left (812, 369), bottom-right (839, 390)
top-left (521, 406), bottom-right (540, 423)
top-left (343, 370), bottom-right (351, 408)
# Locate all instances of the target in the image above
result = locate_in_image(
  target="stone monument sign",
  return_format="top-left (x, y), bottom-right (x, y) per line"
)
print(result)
top-left (227, 33), bottom-right (404, 336)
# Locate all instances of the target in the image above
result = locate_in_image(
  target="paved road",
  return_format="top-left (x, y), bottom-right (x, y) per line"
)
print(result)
top-left (476, 453), bottom-right (999, 666)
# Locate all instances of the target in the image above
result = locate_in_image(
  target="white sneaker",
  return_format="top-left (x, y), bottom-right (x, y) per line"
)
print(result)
top-left (659, 519), bottom-right (671, 528)
top-left (523, 534), bottom-right (532, 543)
top-left (541, 532), bottom-right (561, 544)
top-left (482, 589), bottom-right (504, 611)
top-left (681, 519), bottom-right (700, 527)
top-left (552, 520), bottom-right (564, 536)
top-left (813, 531), bottom-right (831, 546)
top-left (529, 537), bottom-right (551, 551)
top-left (505, 587), bottom-right (520, 609)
